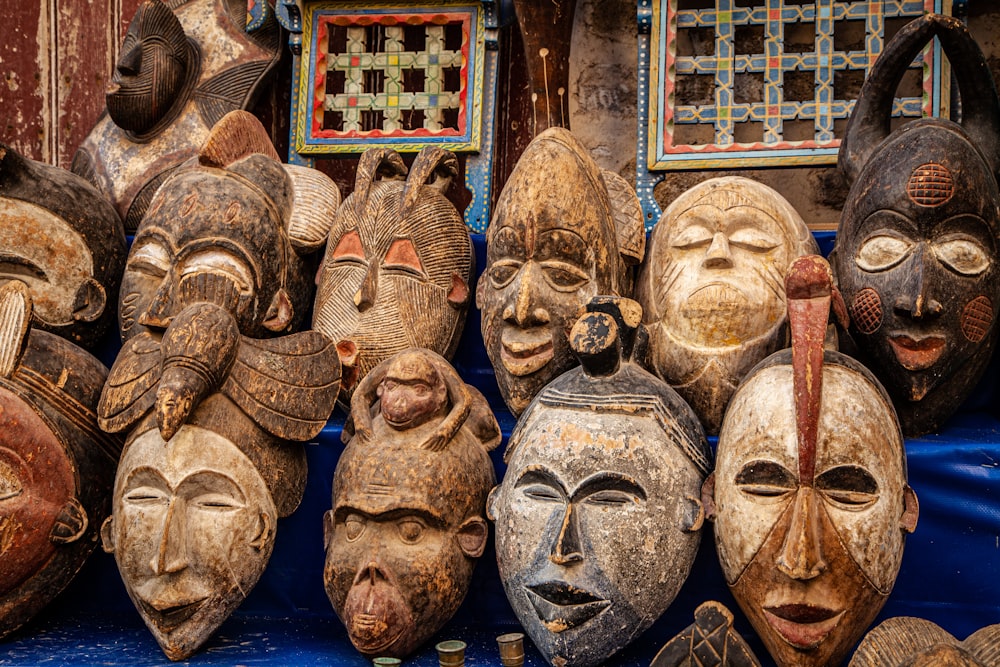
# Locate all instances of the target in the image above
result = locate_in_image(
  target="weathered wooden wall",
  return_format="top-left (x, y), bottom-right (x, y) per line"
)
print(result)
top-left (1, 0), bottom-right (143, 168)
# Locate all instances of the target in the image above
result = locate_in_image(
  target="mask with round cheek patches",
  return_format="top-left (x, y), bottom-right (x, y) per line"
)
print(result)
top-left (489, 297), bottom-right (711, 667)
top-left (0, 143), bottom-right (126, 350)
top-left (0, 281), bottom-right (123, 639)
top-left (636, 176), bottom-right (818, 434)
top-left (118, 111), bottom-right (337, 342)
top-left (849, 616), bottom-right (1000, 667)
top-left (312, 147), bottom-right (473, 406)
top-left (833, 14), bottom-right (1000, 435)
top-left (71, 0), bottom-right (284, 233)
top-left (709, 256), bottom-right (919, 667)
top-left (98, 301), bottom-right (341, 660)
top-left (323, 348), bottom-right (499, 659)
top-left (477, 128), bottom-right (645, 416)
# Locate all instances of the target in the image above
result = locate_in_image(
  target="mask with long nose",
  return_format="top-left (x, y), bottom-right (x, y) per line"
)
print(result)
top-left (708, 256), bottom-right (919, 667)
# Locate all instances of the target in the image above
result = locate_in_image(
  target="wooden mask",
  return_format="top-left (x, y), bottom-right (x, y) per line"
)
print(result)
top-left (636, 176), bottom-right (818, 434)
top-left (650, 601), bottom-right (761, 667)
top-left (0, 282), bottom-right (122, 638)
top-left (119, 111), bottom-right (338, 342)
top-left (477, 128), bottom-right (645, 416)
top-left (313, 147), bottom-right (473, 404)
top-left (708, 256), bottom-right (919, 667)
top-left (324, 349), bottom-right (498, 658)
top-left (850, 617), bottom-right (1000, 667)
top-left (71, 0), bottom-right (282, 231)
top-left (833, 14), bottom-right (1000, 435)
top-left (488, 297), bottom-right (710, 667)
top-left (0, 144), bottom-right (126, 349)
top-left (98, 301), bottom-right (340, 660)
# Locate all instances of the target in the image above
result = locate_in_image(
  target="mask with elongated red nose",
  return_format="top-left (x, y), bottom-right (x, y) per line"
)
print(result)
top-left (709, 256), bottom-right (919, 667)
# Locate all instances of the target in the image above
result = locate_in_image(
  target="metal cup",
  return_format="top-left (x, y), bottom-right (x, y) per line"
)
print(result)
top-left (436, 640), bottom-right (466, 667)
top-left (497, 632), bottom-right (525, 667)
top-left (372, 659), bottom-right (402, 667)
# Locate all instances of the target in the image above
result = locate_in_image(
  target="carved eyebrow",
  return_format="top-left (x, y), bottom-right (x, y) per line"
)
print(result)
top-left (0, 253), bottom-right (48, 281)
top-left (176, 470), bottom-right (246, 504)
top-left (123, 465), bottom-right (170, 492)
top-left (515, 466), bottom-right (566, 495)
top-left (333, 504), bottom-right (445, 528)
top-left (572, 471), bottom-right (647, 502)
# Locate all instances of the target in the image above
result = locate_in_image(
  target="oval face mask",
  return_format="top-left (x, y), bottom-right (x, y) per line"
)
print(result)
top-left (476, 128), bottom-right (644, 416)
top-left (710, 256), bottom-right (918, 667)
top-left (637, 176), bottom-right (817, 433)
top-left (833, 14), bottom-right (1000, 435)
top-left (489, 299), bottom-right (710, 667)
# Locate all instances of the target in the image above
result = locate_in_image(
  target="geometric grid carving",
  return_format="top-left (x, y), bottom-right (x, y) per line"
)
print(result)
top-left (293, 2), bottom-right (484, 155)
top-left (647, 0), bottom-right (951, 170)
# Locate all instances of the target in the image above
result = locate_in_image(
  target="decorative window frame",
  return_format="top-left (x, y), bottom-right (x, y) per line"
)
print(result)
top-left (280, 0), bottom-right (504, 232)
top-left (636, 0), bottom-right (954, 228)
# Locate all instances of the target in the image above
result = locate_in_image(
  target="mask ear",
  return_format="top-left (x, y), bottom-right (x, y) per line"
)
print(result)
top-left (448, 272), bottom-right (470, 308)
top-left (682, 495), bottom-right (705, 533)
top-left (456, 517), bottom-right (488, 558)
top-left (50, 497), bottom-right (88, 544)
top-left (100, 516), bottom-right (115, 553)
top-left (263, 288), bottom-right (294, 332)
top-left (72, 277), bottom-right (106, 323)
top-left (475, 273), bottom-right (486, 310)
top-left (901, 484), bottom-right (919, 534)
top-left (250, 511), bottom-right (273, 551)
top-left (486, 485), bottom-right (500, 522)
top-left (323, 510), bottom-right (335, 551)
top-left (700, 472), bottom-right (717, 522)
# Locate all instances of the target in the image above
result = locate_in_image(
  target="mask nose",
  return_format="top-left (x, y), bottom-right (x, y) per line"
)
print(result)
top-left (702, 232), bottom-right (734, 269)
top-left (549, 503), bottom-right (583, 566)
top-left (117, 43), bottom-right (142, 77)
top-left (502, 263), bottom-right (551, 327)
top-left (151, 497), bottom-right (188, 575)
top-left (137, 278), bottom-right (175, 329)
top-left (354, 263), bottom-right (378, 312)
top-left (353, 560), bottom-right (389, 588)
top-left (894, 246), bottom-right (943, 321)
top-left (776, 487), bottom-right (827, 581)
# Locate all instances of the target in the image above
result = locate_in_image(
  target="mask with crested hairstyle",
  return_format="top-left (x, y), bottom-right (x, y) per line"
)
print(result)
top-left (99, 301), bottom-right (340, 659)
top-left (488, 296), bottom-right (710, 667)
top-left (477, 128), bottom-right (645, 416)
top-left (708, 256), bottom-right (919, 667)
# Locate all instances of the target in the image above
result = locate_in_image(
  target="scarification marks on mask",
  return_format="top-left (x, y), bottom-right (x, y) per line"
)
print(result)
top-left (850, 288), bottom-right (883, 335)
top-left (961, 296), bottom-right (993, 343)
top-left (906, 163), bottom-right (954, 207)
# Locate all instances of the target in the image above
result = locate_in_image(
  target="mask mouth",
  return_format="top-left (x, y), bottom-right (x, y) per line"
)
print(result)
top-left (525, 581), bottom-right (610, 633)
top-left (500, 329), bottom-right (554, 376)
top-left (762, 603), bottom-right (844, 650)
top-left (888, 334), bottom-right (946, 371)
top-left (137, 596), bottom-right (207, 633)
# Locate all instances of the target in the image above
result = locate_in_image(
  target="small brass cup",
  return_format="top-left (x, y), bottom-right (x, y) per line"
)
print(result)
top-left (436, 640), bottom-right (466, 667)
top-left (497, 632), bottom-right (525, 667)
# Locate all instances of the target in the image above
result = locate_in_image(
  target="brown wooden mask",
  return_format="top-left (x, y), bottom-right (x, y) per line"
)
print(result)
top-left (0, 282), bottom-right (122, 639)
top-left (99, 301), bottom-right (340, 659)
top-left (313, 147), bottom-right (473, 405)
top-left (833, 14), bottom-right (1000, 435)
top-left (636, 176), bottom-right (818, 434)
top-left (488, 297), bottom-right (710, 667)
top-left (71, 0), bottom-right (282, 231)
top-left (650, 601), bottom-right (762, 667)
top-left (849, 617), bottom-right (1000, 667)
top-left (119, 111), bottom-right (338, 342)
top-left (324, 349), bottom-right (498, 658)
top-left (477, 128), bottom-right (645, 416)
top-left (0, 144), bottom-right (126, 349)
top-left (708, 256), bottom-right (919, 667)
